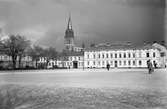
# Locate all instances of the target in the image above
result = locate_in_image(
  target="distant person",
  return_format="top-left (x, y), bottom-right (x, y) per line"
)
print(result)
top-left (153, 61), bottom-right (157, 69)
top-left (106, 63), bottom-right (110, 71)
top-left (147, 60), bottom-right (153, 74)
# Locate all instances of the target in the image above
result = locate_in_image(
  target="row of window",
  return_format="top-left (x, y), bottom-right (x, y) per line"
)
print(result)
top-left (69, 56), bottom-right (82, 61)
top-left (86, 52), bottom-right (156, 59)
top-left (0, 55), bottom-right (32, 61)
top-left (65, 62), bottom-right (83, 66)
top-left (87, 60), bottom-right (143, 66)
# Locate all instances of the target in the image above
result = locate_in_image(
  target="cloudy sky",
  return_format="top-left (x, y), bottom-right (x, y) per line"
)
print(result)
top-left (0, 0), bottom-right (165, 51)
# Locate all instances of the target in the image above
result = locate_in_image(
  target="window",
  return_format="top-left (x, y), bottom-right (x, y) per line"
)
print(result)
top-left (139, 60), bottom-right (142, 65)
top-left (93, 54), bottom-right (96, 59)
top-left (102, 61), bottom-right (105, 65)
top-left (128, 53), bottom-right (131, 58)
top-left (133, 61), bottom-right (136, 66)
top-left (49, 63), bottom-right (51, 66)
top-left (119, 54), bottom-right (122, 58)
top-left (98, 61), bottom-right (101, 65)
top-left (146, 53), bottom-right (149, 57)
top-left (115, 54), bottom-right (117, 58)
top-left (110, 53), bottom-right (113, 58)
top-left (102, 54), bottom-right (105, 58)
top-left (78, 57), bottom-right (80, 60)
top-left (124, 61), bottom-right (126, 65)
top-left (128, 60), bottom-right (131, 65)
top-left (87, 61), bottom-right (89, 65)
top-left (87, 54), bottom-right (89, 59)
top-left (124, 53), bottom-right (126, 58)
top-left (93, 61), bottom-right (96, 65)
top-left (133, 53), bottom-right (135, 58)
top-left (160, 52), bottom-right (165, 57)
top-left (119, 61), bottom-right (122, 65)
top-left (106, 54), bottom-right (109, 58)
top-left (139, 52), bottom-right (142, 58)
top-left (153, 52), bottom-right (156, 57)
top-left (98, 54), bottom-right (101, 58)
top-left (110, 61), bottom-right (113, 65)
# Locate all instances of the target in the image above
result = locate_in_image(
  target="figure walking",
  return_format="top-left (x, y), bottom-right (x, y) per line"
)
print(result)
top-left (106, 63), bottom-right (110, 71)
top-left (147, 60), bottom-right (153, 74)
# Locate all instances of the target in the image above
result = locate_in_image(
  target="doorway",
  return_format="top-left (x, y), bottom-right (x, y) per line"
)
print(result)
top-left (73, 61), bottom-right (78, 69)
top-left (114, 61), bottom-right (118, 67)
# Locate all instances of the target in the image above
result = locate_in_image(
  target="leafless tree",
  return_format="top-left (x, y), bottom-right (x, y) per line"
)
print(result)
top-left (28, 45), bottom-right (45, 68)
top-left (2, 35), bottom-right (30, 69)
top-left (43, 47), bottom-right (58, 68)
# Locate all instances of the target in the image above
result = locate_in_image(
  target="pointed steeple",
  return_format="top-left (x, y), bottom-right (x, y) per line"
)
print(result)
top-left (67, 13), bottom-right (72, 30)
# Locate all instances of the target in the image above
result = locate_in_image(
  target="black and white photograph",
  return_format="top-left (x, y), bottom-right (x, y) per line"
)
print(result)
top-left (0, 0), bottom-right (167, 109)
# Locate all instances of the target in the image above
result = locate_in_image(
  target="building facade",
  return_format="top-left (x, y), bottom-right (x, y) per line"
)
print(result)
top-left (38, 15), bottom-right (167, 69)
top-left (84, 43), bottom-right (164, 68)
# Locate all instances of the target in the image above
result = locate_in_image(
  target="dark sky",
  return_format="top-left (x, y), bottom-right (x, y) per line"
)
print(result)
top-left (0, 0), bottom-right (165, 51)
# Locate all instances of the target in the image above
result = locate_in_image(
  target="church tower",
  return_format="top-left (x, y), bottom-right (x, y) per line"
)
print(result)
top-left (64, 14), bottom-right (75, 51)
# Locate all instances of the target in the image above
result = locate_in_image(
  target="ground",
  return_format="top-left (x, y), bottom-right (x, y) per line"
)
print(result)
top-left (0, 69), bottom-right (167, 109)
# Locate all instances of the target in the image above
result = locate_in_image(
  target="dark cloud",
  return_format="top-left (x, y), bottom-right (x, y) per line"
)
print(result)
top-left (0, 0), bottom-right (165, 51)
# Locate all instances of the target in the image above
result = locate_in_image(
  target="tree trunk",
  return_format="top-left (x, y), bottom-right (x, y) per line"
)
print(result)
top-left (12, 56), bottom-right (17, 70)
top-left (46, 59), bottom-right (50, 69)
top-left (35, 59), bottom-right (38, 68)
top-left (19, 55), bottom-right (22, 69)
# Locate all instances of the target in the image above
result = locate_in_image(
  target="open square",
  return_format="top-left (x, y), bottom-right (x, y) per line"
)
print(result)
top-left (0, 69), bottom-right (167, 109)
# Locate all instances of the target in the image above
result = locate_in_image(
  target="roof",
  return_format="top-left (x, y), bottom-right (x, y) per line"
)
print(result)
top-left (60, 51), bottom-right (84, 57)
top-left (85, 43), bottom-right (156, 51)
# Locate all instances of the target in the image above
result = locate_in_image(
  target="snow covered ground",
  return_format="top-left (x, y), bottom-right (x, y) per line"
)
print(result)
top-left (0, 69), bottom-right (167, 109)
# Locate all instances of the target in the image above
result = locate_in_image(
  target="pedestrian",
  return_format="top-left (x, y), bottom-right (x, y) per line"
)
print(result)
top-left (106, 63), bottom-right (110, 71)
top-left (153, 61), bottom-right (157, 69)
top-left (147, 60), bottom-right (153, 74)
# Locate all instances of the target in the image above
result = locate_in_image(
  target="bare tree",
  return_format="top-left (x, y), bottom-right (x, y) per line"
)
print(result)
top-left (17, 36), bottom-right (30, 68)
top-left (2, 35), bottom-right (30, 69)
top-left (28, 45), bottom-right (45, 68)
top-left (43, 47), bottom-right (58, 69)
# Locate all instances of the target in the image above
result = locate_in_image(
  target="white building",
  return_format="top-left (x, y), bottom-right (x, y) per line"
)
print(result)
top-left (84, 43), bottom-right (164, 69)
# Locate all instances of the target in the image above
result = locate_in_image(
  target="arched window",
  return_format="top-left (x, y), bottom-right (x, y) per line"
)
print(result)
top-left (110, 53), bottom-right (113, 58)
top-left (115, 54), bottom-right (117, 58)
top-left (87, 54), bottom-right (89, 59)
top-left (110, 61), bottom-right (113, 65)
top-left (102, 61), bottom-right (105, 65)
top-left (124, 53), bottom-right (126, 58)
top-left (128, 60), bottom-right (131, 65)
top-left (119, 61), bottom-right (122, 65)
top-left (124, 61), bottom-right (126, 65)
top-left (146, 53), bottom-right (149, 58)
top-left (153, 52), bottom-right (156, 57)
top-left (106, 54), bottom-right (109, 58)
top-left (102, 54), bottom-right (105, 58)
top-left (87, 61), bottom-right (90, 65)
top-left (139, 60), bottom-right (142, 65)
top-left (128, 53), bottom-right (131, 58)
top-left (133, 61), bottom-right (136, 66)
top-left (98, 54), bottom-right (101, 58)
top-left (93, 61), bottom-right (96, 65)
top-left (133, 53), bottom-right (135, 58)
top-left (93, 54), bottom-right (96, 59)
top-left (98, 61), bottom-right (101, 65)
top-left (119, 53), bottom-right (122, 58)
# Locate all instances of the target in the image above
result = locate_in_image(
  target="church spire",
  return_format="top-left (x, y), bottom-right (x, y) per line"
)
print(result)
top-left (67, 13), bottom-right (72, 30)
